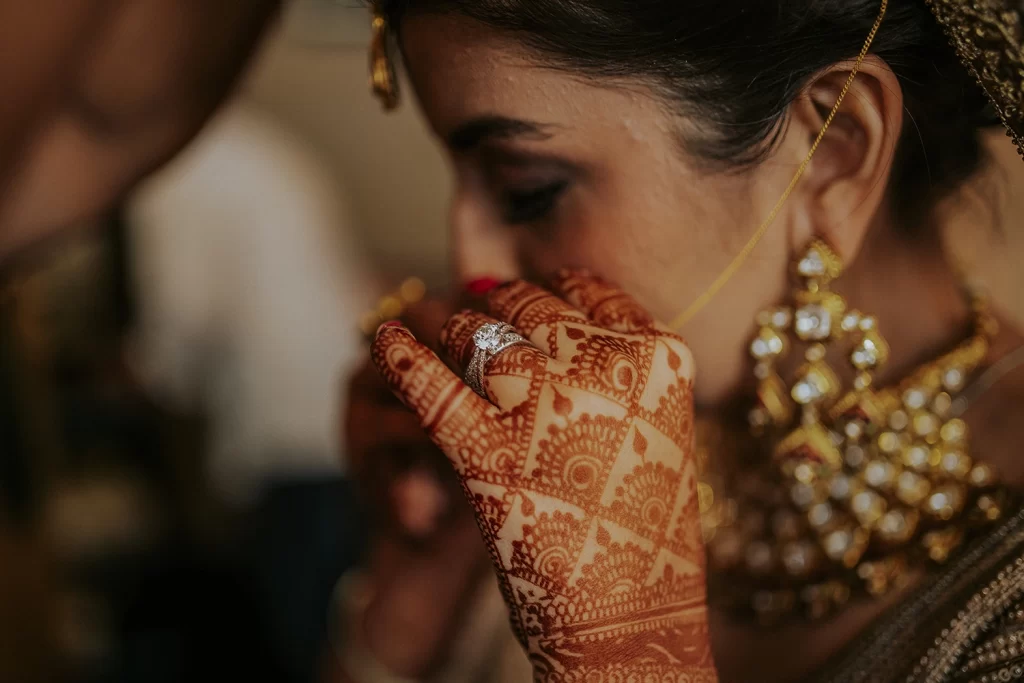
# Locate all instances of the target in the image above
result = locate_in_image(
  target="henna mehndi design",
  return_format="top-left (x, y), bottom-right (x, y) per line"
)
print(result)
top-left (372, 271), bottom-right (715, 683)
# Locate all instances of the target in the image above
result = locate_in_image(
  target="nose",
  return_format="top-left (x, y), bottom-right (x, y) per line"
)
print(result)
top-left (449, 188), bottom-right (521, 287)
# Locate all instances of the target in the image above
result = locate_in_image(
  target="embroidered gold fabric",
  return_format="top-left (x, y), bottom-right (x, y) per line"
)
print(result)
top-left (926, 0), bottom-right (1024, 158)
top-left (810, 503), bottom-right (1024, 683)
top-left (814, 10), bottom-right (1024, 669)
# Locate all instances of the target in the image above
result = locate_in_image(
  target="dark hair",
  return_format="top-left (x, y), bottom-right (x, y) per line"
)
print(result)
top-left (380, 0), bottom-right (998, 231)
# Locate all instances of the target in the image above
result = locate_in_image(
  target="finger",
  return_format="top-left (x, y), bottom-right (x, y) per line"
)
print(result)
top-left (440, 310), bottom-right (551, 406)
top-left (372, 324), bottom-right (499, 472)
top-left (402, 298), bottom-right (455, 352)
top-left (349, 355), bottom-right (411, 406)
top-left (346, 357), bottom-right (435, 465)
top-left (392, 468), bottom-right (449, 538)
top-left (440, 310), bottom-right (544, 368)
top-left (549, 269), bottom-right (654, 334)
top-left (346, 400), bottom-right (433, 458)
top-left (486, 280), bottom-right (588, 356)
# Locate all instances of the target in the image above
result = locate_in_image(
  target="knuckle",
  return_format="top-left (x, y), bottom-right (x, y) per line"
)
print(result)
top-left (484, 344), bottom-right (547, 378)
top-left (658, 335), bottom-right (696, 377)
top-left (554, 266), bottom-right (594, 283)
top-left (437, 313), bottom-right (462, 347)
top-left (596, 296), bottom-right (654, 329)
top-left (440, 311), bottom-right (485, 359)
top-left (486, 279), bottom-right (534, 312)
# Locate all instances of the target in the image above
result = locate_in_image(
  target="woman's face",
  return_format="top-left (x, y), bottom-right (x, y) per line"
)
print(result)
top-left (402, 14), bottom-right (803, 403)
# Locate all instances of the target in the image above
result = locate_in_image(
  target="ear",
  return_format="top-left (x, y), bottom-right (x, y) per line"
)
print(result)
top-left (787, 56), bottom-right (904, 264)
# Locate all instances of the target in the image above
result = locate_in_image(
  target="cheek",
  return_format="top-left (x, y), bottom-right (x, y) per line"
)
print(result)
top-left (522, 169), bottom-right (751, 323)
top-left (514, 167), bottom-right (793, 404)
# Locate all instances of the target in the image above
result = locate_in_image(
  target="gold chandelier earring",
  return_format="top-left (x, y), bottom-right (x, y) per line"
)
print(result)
top-left (702, 238), bottom-right (1006, 622)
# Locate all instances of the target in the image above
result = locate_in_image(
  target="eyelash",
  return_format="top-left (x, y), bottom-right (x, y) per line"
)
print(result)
top-left (501, 181), bottom-right (569, 224)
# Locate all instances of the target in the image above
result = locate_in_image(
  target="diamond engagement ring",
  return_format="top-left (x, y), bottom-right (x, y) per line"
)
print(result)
top-left (464, 322), bottom-right (529, 398)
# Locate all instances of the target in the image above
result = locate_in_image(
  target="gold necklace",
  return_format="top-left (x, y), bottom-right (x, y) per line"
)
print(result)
top-left (700, 240), bottom-right (1007, 623)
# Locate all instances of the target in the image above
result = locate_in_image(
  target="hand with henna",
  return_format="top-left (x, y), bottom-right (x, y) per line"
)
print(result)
top-left (372, 271), bottom-right (717, 683)
top-left (339, 298), bottom-right (491, 681)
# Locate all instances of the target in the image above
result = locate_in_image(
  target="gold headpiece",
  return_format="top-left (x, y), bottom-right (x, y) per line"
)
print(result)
top-left (926, 0), bottom-right (1024, 159)
top-left (369, 2), bottom-right (399, 111)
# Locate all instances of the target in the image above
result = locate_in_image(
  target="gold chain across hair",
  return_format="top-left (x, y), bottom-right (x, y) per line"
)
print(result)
top-left (667, 0), bottom-right (889, 329)
top-left (367, 0), bottom-right (890, 329)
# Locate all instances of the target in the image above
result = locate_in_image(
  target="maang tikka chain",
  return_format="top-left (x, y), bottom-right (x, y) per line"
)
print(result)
top-left (668, 0), bottom-right (888, 330)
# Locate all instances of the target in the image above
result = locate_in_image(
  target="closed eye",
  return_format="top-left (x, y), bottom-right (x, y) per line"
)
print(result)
top-left (502, 181), bottom-right (569, 224)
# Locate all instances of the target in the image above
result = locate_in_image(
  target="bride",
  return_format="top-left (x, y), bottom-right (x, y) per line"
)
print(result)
top-left (361, 1), bottom-right (1024, 681)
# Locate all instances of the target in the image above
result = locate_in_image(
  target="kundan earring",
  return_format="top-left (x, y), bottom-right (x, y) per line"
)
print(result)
top-left (701, 238), bottom-right (1005, 621)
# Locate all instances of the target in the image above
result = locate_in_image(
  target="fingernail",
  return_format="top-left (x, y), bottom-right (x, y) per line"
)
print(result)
top-left (464, 277), bottom-right (502, 296)
top-left (375, 320), bottom-right (404, 337)
top-left (556, 266), bottom-right (590, 279)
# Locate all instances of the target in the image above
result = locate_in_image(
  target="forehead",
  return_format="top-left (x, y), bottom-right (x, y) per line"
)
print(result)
top-left (398, 12), bottom-right (671, 141)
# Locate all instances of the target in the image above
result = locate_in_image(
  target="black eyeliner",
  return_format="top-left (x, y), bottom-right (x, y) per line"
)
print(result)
top-left (502, 180), bottom-right (569, 224)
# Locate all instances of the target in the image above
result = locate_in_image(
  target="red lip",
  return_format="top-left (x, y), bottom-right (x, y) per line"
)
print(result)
top-left (464, 277), bottom-right (502, 296)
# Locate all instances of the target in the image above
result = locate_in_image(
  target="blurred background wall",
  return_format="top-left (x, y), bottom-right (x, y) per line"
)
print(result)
top-left (241, 0), bottom-right (452, 289)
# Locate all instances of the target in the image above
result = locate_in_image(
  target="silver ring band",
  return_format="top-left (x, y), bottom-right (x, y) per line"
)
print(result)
top-left (465, 322), bottom-right (529, 398)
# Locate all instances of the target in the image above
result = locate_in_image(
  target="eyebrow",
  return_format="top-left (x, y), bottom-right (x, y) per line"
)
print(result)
top-left (446, 116), bottom-right (556, 151)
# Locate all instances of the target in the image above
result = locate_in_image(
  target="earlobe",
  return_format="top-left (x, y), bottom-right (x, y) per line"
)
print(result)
top-left (790, 57), bottom-right (904, 263)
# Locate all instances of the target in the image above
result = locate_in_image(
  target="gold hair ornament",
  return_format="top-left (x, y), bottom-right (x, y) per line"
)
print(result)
top-left (668, 0), bottom-right (888, 330)
top-left (370, 4), bottom-right (399, 111)
top-left (925, 0), bottom-right (1024, 159)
